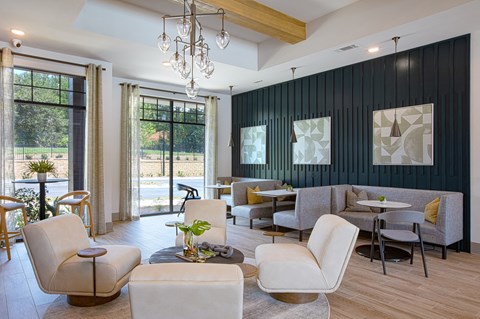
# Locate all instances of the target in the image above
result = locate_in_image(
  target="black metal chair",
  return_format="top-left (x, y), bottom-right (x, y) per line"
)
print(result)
top-left (177, 183), bottom-right (201, 215)
top-left (371, 210), bottom-right (428, 277)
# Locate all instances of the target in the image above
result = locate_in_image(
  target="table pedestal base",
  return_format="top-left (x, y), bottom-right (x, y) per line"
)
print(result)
top-left (270, 292), bottom-right (319, 304)
top-left (67, 291), bottom-right (121, 307)
top-left (356, 244), bottom-right (410, 262)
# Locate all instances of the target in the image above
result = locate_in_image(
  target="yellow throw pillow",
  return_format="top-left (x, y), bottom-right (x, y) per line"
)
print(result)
top-left (247, 186), bottom-right (263, 204)
top-left (425, 197), bottom-right (440, 224)
top-left (222, 181), bottom-right (231, 194)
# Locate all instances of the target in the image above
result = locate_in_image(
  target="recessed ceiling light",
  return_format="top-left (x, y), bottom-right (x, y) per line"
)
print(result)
top-left (11, 29), bottom-right (25, 36)
top-left (368, 47), bottom-right (379, 53)
top-left (162, 61), bottom-right (171, 67)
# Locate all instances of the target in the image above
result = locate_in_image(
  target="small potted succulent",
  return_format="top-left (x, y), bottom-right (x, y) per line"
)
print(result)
top-left (377, 195), bottom-right (387, 203)
top-left (25, 159), bottom-right (57, 182)
top-left (176, 219), bottom-right (211, 258)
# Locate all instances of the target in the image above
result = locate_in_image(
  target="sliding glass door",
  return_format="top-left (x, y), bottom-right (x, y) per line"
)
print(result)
top-left (139, 97), bottom-right (205, 216)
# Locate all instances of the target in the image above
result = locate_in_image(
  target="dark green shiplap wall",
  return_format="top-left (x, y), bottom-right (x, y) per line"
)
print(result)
top-left (231, 35), bottom-right (470, 251)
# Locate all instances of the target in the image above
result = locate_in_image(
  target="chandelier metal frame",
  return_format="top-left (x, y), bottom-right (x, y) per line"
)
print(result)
top-left (157, 0), bottom-right (230, 99)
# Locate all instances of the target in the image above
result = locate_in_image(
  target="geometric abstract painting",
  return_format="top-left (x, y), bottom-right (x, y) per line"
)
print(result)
top-left (373, 103), bottom-right (434, 165)
top-left (293, 117), bottom-right (331, 165)
top-left (240, 125), bottom-right (267, 164)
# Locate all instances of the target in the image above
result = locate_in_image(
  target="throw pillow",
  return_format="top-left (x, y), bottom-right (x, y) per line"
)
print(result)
top-left (275, 183), bottom-right (289, 201)
top-left (222, 180), bottom-right (231, 194)
top-left (344, 190), bottom-right (372, 212)
top-left (247, 186), bottom-right (263, 204)
top-left (424, 197), bottom-right (440, 224)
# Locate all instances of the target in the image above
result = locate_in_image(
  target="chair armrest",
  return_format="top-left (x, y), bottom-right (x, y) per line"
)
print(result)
top-left (436, 193), bottom-right (463, 244)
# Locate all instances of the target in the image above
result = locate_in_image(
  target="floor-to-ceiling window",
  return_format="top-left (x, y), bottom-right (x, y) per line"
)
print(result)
top-left (139, 96), bottom-right (205, 216)
top-left (12, 67), bottom-right (86, 221)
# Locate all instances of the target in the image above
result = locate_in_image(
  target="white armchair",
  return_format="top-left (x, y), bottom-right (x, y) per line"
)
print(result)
top-left (22, 214), bottom-right (141, 306)
top-left (255, 214), bottom-right (359, 303)
top-left (175, 199), bottom-right (227, 246)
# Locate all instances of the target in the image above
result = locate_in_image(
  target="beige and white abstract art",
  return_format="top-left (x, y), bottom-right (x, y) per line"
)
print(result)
top-left (241, 125), bottom-right (267, 164)
top-left (373, 103), bottom-right (433, 165)
top-left (293, 117), bottom-right (331, 165)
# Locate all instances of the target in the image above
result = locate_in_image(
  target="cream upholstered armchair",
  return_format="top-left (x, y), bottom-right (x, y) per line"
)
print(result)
top-left (175, 199), bottom-right (227, 246)
top-left (255, 214), bottom-right (359, 304)
top-left (129, 263), bottom-right (244, 319)
top-left (22, 214), bottom-right (141, 306)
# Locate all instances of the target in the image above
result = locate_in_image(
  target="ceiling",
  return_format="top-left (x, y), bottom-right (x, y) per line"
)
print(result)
top-left (0, 0), bottom-right (479, 96)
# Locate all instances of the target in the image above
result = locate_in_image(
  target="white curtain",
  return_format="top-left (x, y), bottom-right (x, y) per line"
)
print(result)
top-left (86, 64), bottom-right (106, 234)
top-left (205, 96), bottom-right (218, 199)
top-left (119, 83), bottom-right (140, 221)
top-left (0, 48), bottom-right (15, 196)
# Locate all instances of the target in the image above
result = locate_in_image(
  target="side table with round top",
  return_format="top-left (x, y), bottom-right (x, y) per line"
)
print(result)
top-left (355, 200), bottom-right (413, 262)
top-left (71, 247), bottom-right (111, 307)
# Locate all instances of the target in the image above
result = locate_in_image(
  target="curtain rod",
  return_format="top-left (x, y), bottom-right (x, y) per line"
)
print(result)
top-left (12, 52), bottom-right (107, 71)
top-left (137, 85), bottom-right (220, 100)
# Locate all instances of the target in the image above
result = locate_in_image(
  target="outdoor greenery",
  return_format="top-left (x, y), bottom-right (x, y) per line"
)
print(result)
top-left (14, 188), bottom-right (57, 224)
top-left (13, 69), bottom-right (82, 149)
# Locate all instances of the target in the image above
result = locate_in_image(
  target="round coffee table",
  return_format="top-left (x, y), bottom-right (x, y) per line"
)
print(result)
top-left (149, 246), bottom-right (245, 264)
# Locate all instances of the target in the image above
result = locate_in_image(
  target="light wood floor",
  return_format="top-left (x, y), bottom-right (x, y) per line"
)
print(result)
top-left (1, 214), bottom-right (480, 319)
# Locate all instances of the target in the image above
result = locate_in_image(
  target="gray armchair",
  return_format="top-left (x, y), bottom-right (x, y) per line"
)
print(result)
top-left (273, 186), bottom-right (331, 241)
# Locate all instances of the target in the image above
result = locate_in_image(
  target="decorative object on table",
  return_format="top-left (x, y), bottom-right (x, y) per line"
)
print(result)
top-left (377, 195), bottom-right (386, 202)
top-left (373, 103), bottom-right (434, 165)
top-left (156, 0), bottom-right (230, 99)
top-left (198, 241), bottom-right (234, 258)
top-left (24, 159), bottom-right (57, 181)
top-left (293, 116), bottom-right (331, 165)
top-left (240, 125), bottom-right (267, 164)
top-left (176, 219), bottom-right (211, 258)
top-left (286, 184), bottom-right (294, 192)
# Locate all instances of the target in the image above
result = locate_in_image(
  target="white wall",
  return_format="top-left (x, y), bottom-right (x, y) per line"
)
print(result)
top-left (470, 30), bottom-right (480, 247)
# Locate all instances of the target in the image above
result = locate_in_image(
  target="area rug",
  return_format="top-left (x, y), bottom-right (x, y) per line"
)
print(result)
top-left (42, 277), bottom-right (330, 319)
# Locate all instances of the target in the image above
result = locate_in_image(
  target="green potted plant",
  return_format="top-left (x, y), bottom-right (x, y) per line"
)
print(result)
top-left (176, 219), bottom-right (211, 258)
top-left (25, 159), bottom-right (57, 182)
top-left (377, 195), bottom-right (387, 203)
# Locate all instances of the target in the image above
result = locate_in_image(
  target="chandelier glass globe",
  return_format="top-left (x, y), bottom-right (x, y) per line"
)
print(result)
top-left (157, 33), bottom-right (171, 53)
top-left (177, 17), bottom-right (191, 38)
top-left (202, 61), bottom-right (215, 79)
top-left (216, 30), bottom-right (230, 50)
top-left (169, 52), bottom-right (184, 71)
top-left (178, 60), bottom-right (191, 79)
top-left (185, 79), bottom-right (199, 99)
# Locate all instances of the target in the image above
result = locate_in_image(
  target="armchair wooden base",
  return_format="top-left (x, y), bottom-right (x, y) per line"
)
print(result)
top-left (270, 292), bottom-right (319, 304)
top-left (67, 291), bottom-right (121, 307)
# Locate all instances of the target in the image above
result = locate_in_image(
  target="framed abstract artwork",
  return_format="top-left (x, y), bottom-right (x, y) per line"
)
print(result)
top-left (293, 117), bottom-right (331, 165)
top-left (373, 103), bottom-right (434, 165)
top-left (240, 125), bottom-right (267, 164)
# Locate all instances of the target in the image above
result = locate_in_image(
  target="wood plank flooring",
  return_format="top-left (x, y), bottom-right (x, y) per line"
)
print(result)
top-left (1, 214), bottom-right (480, 318)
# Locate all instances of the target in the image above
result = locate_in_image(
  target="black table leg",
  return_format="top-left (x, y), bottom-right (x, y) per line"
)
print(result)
top-left (39, 182), bottom-right (46, 220)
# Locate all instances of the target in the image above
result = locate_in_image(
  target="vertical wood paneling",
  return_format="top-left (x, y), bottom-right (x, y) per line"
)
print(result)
top-left (231, 35), bottom-right (470, 251)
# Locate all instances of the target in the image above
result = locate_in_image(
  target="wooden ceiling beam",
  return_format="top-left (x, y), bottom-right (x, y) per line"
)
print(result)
top-left (170, 0), bottom-right (306, 44)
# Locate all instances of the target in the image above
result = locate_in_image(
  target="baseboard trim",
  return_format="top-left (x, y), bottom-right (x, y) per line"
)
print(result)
top-left (471, 242), bottom-right (480, 254)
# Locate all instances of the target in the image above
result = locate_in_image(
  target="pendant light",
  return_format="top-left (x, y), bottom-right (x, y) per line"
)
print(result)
top-left (290, 67), bottom-right (298, 143)
top-left (390, 36), bottom-right (402, 137)
top-left (228, 85), bottom-right (234, 147)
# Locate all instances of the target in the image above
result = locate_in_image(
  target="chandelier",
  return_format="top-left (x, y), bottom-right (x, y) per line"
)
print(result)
top-left (157, 0), bottom-right (230, 99)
